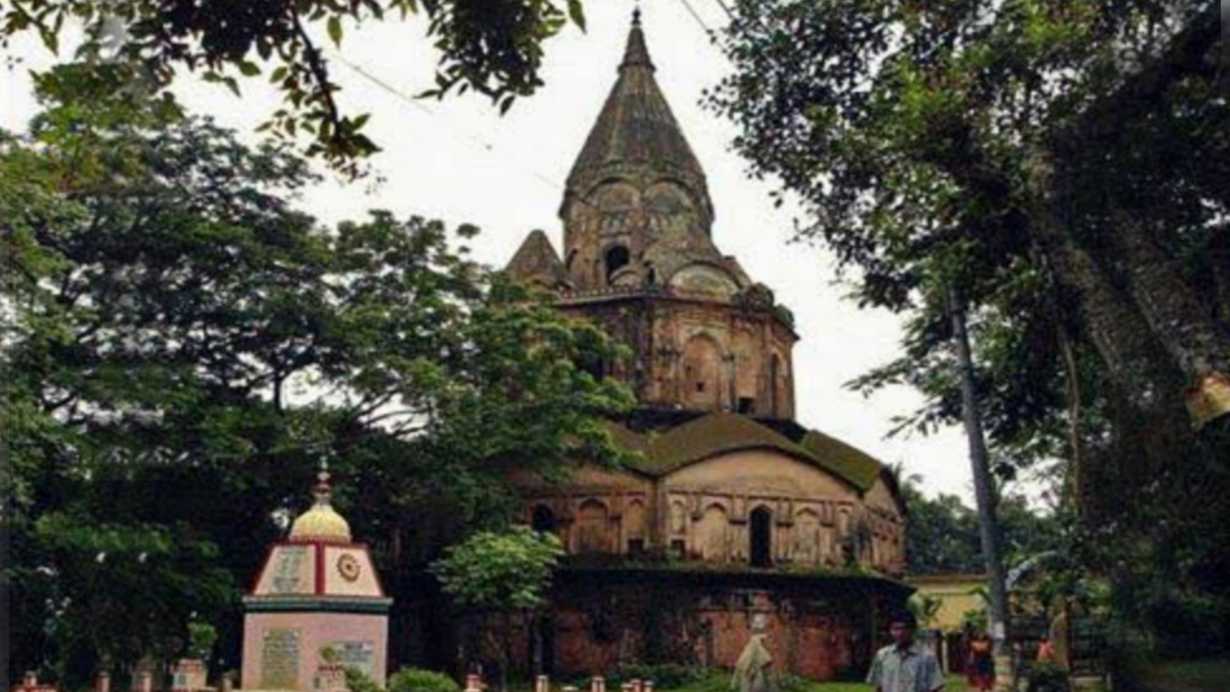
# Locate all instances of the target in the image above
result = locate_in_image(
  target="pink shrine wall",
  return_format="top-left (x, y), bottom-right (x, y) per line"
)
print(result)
top-left (241, 612), bottom-right (388, 690)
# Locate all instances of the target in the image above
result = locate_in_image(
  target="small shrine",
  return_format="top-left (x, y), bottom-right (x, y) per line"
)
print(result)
top-left (242, 464), bottom-right (392, 690)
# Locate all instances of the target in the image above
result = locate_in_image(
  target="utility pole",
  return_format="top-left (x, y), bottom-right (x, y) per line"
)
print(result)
top-left (948, 287), bottom-right (1013, 689)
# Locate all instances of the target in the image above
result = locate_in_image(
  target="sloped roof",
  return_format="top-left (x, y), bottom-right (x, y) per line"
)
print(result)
top-left (798, 429), bottom-right (883, 491)
top-left (505, 229), bottom-right (566, 285)
top-left (605, 413), bottom-right (884, 492)
top-left (565, 15), bottom-right (707, 197)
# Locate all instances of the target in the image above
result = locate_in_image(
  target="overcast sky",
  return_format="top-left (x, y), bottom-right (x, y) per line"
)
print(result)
top-left (3, 1), bottom-right (992, 503)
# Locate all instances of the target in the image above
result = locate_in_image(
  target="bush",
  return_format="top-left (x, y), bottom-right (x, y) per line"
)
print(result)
top-left (1147, 594), bottom-right (1228, 658)
top-left (389, 668), bottom-right (461, 692)
top-left (1026, 663), bottom-right (1069, 692)
top-left (346, 668), bottom-right (383, 692)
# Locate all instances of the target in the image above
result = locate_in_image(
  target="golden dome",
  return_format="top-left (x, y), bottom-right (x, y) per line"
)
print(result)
top-left (288, 466), bottom-right (352, 544)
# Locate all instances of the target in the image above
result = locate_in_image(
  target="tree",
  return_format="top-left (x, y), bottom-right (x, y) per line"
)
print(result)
top-left (430, 526), bottom-right (564, 691)
top-left (1, 0), bottom-right (591, 174)
top-left (2, 65), bottom-right (633, 684)
top-left (709, 2), bottom-right (1227, 416)
top-left (707, 0), bottom-right (1229, 652)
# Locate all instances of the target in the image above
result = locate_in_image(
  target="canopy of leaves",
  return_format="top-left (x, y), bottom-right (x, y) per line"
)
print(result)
top-left (2, 64), bottom-right (631, 684)
top-left (707, 0), bottom-right (1229, 638)
top-left (1, 0), bottom-right (589, 174)
top-left (430, 525), bottom-right (564, 612)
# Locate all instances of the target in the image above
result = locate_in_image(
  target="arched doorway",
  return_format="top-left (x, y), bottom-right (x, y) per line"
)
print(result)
top-left (750, 506), bottom-right (773, 567)
top-left (531, 505), bottom-right (556, 534)
top-left (604, 245), bottom-right (630, 284)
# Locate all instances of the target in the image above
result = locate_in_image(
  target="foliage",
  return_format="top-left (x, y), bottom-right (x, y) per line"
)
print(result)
top-left (1, 0), bottom-right (590, 175)
top-left (388, 668), bottom-right (461, 692)
top-left (1025, 662), bottom-right (1069, 692)
top-left (908, 593), bottom-right (943, 629)
top-left (187, 622), bottom-right (218, 660)
top-left (3, 65), bottom-right (632, 685)
top-left (345, 667), bottom-right (384, 692)
top-left (893, 467), bottom-right (1063, 576)
top-left (431, 526), bottom-right (563, 612)
top-left (431, 526), bottom-right (563, 690)
top-left (707, 0), bottom-right (1230, 647)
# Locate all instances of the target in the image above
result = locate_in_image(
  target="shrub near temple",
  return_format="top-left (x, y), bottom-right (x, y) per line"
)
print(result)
top-left (388, 668), bottom-right (461, 692)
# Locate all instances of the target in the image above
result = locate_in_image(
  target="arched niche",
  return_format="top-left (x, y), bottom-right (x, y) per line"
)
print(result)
top-left (586, 182), bottom-right (641, 237)
top-left (698, 504), bottom-right (729, 562)
top-left (793, 509), bottom-right (821, 565)
top-left (732, 329), bottom-right (758, 411)
top-left (624, 499), bottom-right (647, 553)
top-left (643, 180), bottom-right (696, 237)
top-left (575, 499), bottom-right (610, 554)
top-left (531, 504), bottom-right (557, 534)
top-left (681, 333), bottom-right (723, 410)
top-left (604, 245), bottom-right (631, 285)
top-left (749, 506), bottom-right (773, 568)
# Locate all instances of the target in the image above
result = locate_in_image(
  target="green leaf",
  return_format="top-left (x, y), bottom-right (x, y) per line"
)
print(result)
top-left (238, 61), bottom-right (261, 77)
top-left (566, 0), bottom-right (586, 33)
top-left (327, 16), bottom-right (343, 48)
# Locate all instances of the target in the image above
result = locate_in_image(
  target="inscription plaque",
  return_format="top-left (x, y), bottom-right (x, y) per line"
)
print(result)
top-left (261, 629), bottom-right (301, 689)
top-left (271, 546), bottom-right (308, 593)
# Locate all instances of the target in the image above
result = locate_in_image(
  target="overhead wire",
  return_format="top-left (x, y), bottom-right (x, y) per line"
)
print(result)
top-left (676, 0), bottom-right (714, 36)
top-left (330, 51), bottom-right (610, 215)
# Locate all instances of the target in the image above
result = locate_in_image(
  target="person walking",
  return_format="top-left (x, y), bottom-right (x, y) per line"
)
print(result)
top-left (966, 630), bottom-right (995, 691)
top-left (866, 610), bottom-right (945, 692)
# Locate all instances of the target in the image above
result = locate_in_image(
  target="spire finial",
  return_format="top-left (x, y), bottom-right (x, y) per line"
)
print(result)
top-left (312, 457), bottom-right (333, 505)
top-left (632, 6), bottom-right (641, 27)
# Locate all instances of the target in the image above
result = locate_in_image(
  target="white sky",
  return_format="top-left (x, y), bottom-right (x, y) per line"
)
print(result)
top-left (2, 0), bottom-right (986, 503)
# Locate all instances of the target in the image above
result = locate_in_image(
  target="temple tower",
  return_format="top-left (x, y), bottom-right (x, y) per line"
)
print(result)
top-left (508, 11), bottom-right (797, 419)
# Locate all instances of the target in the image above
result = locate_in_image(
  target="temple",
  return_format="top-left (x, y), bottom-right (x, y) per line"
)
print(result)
top-left (497, 12), bottom-right (910, 680)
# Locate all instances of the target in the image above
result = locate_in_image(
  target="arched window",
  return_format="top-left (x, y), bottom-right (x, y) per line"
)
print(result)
top-left (750, 506), bottom-right (773, 568)
top-left (604, 245), bottom-right (630, 284)
top-left (531, 505), bottom-right (557, 534)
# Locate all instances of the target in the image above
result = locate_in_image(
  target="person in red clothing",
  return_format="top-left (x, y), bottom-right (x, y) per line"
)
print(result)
top-left (965, 630), bottom-right (994, 691)
top-left (1036, 635), bottom-right (1057, 663)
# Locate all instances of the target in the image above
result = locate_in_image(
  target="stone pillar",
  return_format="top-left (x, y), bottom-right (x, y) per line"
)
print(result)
top-left (220, 675), bottom-right (233, 692)
top-left (465, 674), bottom-right (483, 692)
top-left (95, 672), bottom-right (111, 692)
top-left (643, 682), bottom-right (654, 692)
top-left (536, 676), bottom-right (549, 692)
top-left (590, 677), bottom-right (605, 692)
top-left (23, 673), bottom-right (38, 689)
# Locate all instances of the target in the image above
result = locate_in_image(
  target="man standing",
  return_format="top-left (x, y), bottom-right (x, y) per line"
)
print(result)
top-left (866, 611), bottom-right (945, 692)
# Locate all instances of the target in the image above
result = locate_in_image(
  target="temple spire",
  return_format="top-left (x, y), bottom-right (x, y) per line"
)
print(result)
top-left (622, 8), bottom-right (653, 70)
top-left (562, 9), bottom-right (712, 228)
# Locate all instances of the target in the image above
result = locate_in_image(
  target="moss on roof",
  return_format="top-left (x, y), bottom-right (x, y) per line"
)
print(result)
top-left (799, 429), bottom-right (882, 491)
top-left (603, 413), bottom-right (884, 492)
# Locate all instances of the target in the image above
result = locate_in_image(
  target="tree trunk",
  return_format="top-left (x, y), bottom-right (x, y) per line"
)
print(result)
top-left (1105, 212), bottom-right (1230, 380)
top-left (1025, 154), bottom-right (1187, 405)
top-left (947, 289), bottom-right (1011, 679)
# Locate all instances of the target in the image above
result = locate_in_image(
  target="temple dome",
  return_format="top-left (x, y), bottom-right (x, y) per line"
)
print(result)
top-left (288, 467), bottom-right (352, 543)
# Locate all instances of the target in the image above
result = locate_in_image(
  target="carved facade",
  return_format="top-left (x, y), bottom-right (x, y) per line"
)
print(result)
top-left (498, 11), bottom-right (910, 680)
